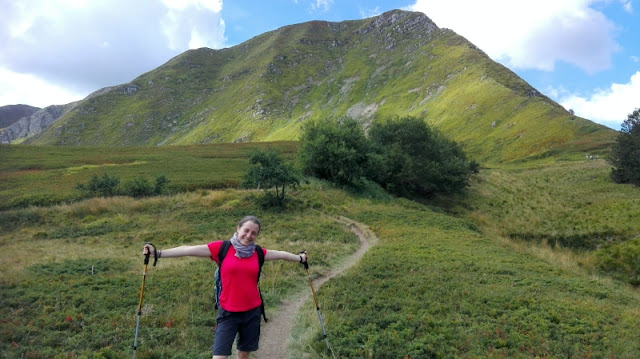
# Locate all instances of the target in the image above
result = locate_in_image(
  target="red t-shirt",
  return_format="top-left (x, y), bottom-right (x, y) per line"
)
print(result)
top-left (208, 241), bottom-right (267, 312)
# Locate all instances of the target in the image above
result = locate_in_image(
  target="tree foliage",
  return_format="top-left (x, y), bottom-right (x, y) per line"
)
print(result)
top-left (608, 107), bottom-right (640, 186)
top-left (297, 117), bottom-right (370, 185)
top-left (243, 148), bottom-right (299, 205)
top-left (368, 116), bottom-right (479, 197)
top-left (74, 173), bottom-right (120, 197)
top-left (123, 175), bottom-right (170, 198)
top-left (297, 116), bottom-right (478, 197)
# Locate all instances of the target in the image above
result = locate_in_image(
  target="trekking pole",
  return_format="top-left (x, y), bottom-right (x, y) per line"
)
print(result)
top-left (300, 251), bottom-right (332, 354)
top-left (133, 243), bottom-right (157, 359)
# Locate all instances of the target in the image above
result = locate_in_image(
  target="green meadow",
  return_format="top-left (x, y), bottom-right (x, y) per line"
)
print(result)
top-left (0, 143), bottom-right (298, 210)
top-left (1, 143), bottom-right (639, 358)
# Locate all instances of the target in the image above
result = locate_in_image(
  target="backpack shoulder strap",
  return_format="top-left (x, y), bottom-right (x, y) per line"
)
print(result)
top-left (254, 245), bottom-right (267, 322)
top-left (255, 245), bottom-right (265, 274)
top-left (218, 240), bottom-right (231, 264)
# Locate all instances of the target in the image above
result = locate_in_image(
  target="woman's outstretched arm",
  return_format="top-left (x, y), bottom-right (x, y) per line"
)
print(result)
top-left (143, 244), bottom-right (211, 258)
top-left (264, 249), bottom-right (307, 263)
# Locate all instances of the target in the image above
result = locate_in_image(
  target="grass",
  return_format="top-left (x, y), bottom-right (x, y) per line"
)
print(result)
top-left (462, 160), bottom-right (639, 247)
top-left (2, 143), bottom-right (640, 358)
top-left (0, 189), bottom-right (358, 358)
top-left (0, 142), bottom-right (298, 210)
top-left (289, 181), bottom-right (640, 358)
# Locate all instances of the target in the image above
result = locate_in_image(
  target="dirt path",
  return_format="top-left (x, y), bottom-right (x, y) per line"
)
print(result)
top-left (254, 215), bottom-right (378, 359)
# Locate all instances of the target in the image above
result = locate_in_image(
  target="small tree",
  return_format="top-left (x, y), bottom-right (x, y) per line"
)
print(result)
top-left (243, 148), bottom-right (299, 205)
top-left (608, 107), bottom-right (640, 186)
top-left (297, 117), bottom-right (370, 185)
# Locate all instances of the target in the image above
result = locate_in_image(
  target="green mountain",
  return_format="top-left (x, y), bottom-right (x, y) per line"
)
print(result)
top-left (25, 10), bottom-right (615, 163)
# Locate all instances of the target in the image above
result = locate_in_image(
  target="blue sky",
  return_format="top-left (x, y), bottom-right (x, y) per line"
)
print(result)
top-left (1, 0), bottom-right (638, 130)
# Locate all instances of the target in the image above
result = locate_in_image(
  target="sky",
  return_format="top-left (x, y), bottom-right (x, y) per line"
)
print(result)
top-left (1, 0), bottom-right (638, 130)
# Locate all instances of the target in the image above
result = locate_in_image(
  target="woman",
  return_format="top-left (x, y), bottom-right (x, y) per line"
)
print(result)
top-left (143, 215), bottom-right (307, 359)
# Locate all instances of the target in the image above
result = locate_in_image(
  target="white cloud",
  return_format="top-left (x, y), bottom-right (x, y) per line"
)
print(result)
top-left (0, 68), bottom-right (86, 107)
top-left (0, 0), bottom-right (227, 107)
top-left (311, 0), bottom-right (334, 12)
top-left (409, 0), bottom-right (619, 73)
top-left (162, 0), bottom-right (222, 12)
top-left (360, 6), bottom-right (381, 19)
top-left (161, 0), bottom-right (226, 51)
top-left (631, 55), bottom-right (640, 63)
top-left (557, 71), bottom-right (640, 130)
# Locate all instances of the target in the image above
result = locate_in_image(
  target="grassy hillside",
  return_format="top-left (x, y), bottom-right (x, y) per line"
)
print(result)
top-left (0, 142), bottom-right (297, 210)
top-left (2, 178), bottom-right (639, 358)
top-left (22, 10), bottom-right (616, 164)
top-left (293, 183), bottom-right (640, 358)
top-left (2, 142), bottom-right (640, 358)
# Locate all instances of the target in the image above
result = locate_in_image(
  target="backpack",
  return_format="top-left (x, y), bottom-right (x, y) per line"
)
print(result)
top-left (214, 240), bottom-right (267, 322)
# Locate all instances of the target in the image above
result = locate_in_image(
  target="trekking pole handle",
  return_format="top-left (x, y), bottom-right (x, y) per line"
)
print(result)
top-left (299, 250), bottom-right (309, 270)
top-left (144, 242), bottom-right (158, 266)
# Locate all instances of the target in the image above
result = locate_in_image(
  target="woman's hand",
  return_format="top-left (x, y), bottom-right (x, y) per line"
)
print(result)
top-left (143, 243), bottom-right (156, 257)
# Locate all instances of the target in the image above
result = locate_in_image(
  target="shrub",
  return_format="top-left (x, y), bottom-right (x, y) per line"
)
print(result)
top-left (74, 173), bottom-right (120, 197)
top-left (368, 116), bottom-right (479, 197)
top-left (76, 173), bottom-right (169, 199)
top-left (122, 176), bottom-right (154, 198)
top-left (154, 174), bottom-right (170, 195)
top-left (297, 117), bottom-right (370, 186)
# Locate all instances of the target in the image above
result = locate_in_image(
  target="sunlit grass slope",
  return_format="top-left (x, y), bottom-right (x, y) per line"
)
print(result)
top-left (24, 10), bottom-right (616, 164)
top-left (0, 189), bottom-right (359, 358)
top-left (2, 178), bottom-right (639, 358)
top-left (291, 181), bottom-right (640, 358)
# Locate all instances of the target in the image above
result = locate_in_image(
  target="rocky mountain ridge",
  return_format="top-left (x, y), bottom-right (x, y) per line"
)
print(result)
top-left (0, 104), bottom-right (40, 130)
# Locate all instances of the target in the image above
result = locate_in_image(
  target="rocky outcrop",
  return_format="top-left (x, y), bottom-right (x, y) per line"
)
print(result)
top-left (0, 103), bottom-right (77, 144)
top-left (0, 104), bottom-right (40, 129)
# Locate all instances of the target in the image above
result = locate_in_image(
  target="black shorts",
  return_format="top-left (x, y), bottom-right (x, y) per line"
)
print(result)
top-left (212, 306), bottom-right (262, 355)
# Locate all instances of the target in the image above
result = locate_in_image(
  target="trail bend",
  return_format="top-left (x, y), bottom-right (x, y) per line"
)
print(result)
top-left (254, 215), bottom-right (378, 359)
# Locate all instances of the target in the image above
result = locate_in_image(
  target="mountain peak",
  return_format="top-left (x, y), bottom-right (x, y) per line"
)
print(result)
top-left (10, 9), bottom-right (614, 163)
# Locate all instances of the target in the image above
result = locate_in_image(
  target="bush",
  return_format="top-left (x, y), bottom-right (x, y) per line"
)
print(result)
top-left (297, 117), bottom-right (370, 186)
top-left (154, 174), bottom-right (169, 195)
top-left (75, 173), bottom-right (120, 197)
top-left (75, 173), bottom-right (169, 199)
top-left (368, 116), bottom-right (479, 197)
top-left (122, 176), bottom-right (154, 198)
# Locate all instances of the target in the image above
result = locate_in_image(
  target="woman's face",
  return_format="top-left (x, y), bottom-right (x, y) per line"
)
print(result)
top-left (236, 221), bottom-right (260, 246)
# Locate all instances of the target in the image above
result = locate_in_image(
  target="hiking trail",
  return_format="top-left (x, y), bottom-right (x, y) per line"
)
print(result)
top-left (254, 215), bottom-right (378, 359)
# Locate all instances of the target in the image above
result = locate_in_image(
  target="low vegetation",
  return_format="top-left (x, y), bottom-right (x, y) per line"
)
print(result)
top-left (1, 140), bottom-right (639, 358)
top-left (0, 142), bottom-right (298, 210)
top-left (74, 173), bottom-right (169, 198)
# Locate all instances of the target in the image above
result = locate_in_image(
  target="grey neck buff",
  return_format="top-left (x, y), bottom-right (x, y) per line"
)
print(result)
top-left (229, 232), bottom-right (256, 258)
